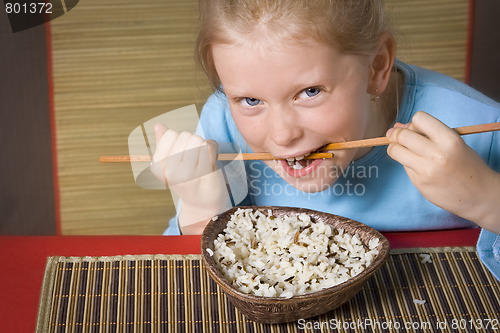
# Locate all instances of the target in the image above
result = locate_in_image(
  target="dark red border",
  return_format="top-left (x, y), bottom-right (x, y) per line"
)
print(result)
top-left (464, 0), bottom-right (475, 84)
top-left (45, 21), bottom-right (61, 236)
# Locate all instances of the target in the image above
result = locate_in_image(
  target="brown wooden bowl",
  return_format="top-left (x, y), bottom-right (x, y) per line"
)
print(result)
top-left (201, 206), bottom-right (390, 324)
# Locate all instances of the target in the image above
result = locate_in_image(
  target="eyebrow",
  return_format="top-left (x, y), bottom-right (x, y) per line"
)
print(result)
top-left (221, 87), bottom-right (249, 98)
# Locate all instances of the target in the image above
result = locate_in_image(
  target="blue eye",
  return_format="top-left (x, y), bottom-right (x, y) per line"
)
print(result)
top-left (241, 97), bottom-right (261, 107)
top-left (304, 87), bottom-right (321, 97)
top-left (297, 87), bottom-right (323, 100)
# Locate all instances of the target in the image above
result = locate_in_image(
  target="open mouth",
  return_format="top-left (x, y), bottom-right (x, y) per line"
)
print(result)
top-left (285, 154), bottom-right (314, 170)
top-left (273, 145), bottom-right (335, 178)
top-left (279, 150), bottom-right (330, 178)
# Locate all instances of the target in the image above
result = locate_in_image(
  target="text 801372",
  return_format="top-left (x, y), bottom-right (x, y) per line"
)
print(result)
top-left (5, 2), bottom-right (52, 14)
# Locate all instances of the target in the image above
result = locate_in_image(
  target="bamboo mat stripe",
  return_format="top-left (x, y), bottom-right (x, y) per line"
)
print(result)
top-left (36, 249), bottom-right (499, 332)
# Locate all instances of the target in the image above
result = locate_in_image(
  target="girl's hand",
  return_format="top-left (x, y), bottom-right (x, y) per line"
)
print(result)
top-left (386, 111), bottom-right (500, 232)
top-left (150, 124), bottom-right (231, 234)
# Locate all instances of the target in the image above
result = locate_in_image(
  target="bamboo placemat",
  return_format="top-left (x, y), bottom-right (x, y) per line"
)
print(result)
top-left (36, 248), bottom-right (499, 333)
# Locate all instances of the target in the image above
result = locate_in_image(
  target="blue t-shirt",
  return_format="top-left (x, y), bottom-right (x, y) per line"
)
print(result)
top-left (165, 60), bottom-right (500, 280)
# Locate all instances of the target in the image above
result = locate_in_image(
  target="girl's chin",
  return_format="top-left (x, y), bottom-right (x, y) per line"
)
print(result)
top-left (284, 177), bottom-right (335, 193)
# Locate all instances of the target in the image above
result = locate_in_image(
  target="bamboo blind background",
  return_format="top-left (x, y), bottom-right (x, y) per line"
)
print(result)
top-left (50, 0), bottom-right (469, 235)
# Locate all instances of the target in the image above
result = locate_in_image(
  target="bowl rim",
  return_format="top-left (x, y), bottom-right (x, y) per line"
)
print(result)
top-left (201, 206), bottom-right (390, 302)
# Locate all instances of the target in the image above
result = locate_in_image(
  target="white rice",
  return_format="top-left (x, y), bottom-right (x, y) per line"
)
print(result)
top-left (419, 253), bottom-right (432, 263)
top-left (209, 208), bottom-right (380, 298)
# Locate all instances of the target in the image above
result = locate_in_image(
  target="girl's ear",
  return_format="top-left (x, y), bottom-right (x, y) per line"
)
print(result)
top-left (367, 32), bottom-right (396, 96)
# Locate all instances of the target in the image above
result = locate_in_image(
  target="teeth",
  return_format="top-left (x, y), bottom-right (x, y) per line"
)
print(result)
top-left (285, 153), bottom-right (309, 169)
top-left (286, 154), bottom-right (307, 162)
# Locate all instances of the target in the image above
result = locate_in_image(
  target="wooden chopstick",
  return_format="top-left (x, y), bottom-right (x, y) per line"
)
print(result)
top-left (99, 155), bottom-right (153, 163)
top-left (215, 152), bottom-right (333, 161)
top-left (319, 122), bottom-right (500, 151)
top-left (98, 152), bottom-right (333, 163)
top-left (99, 122), bottom-right (500, 163)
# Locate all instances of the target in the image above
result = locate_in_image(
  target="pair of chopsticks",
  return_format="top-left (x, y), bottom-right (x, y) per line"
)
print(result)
top-left (99, 122), bottom-right (500, 163)
top-left (98, 151), bottom-right (333, 162)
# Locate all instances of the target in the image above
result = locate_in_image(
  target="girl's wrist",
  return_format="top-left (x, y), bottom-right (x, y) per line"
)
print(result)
top-left (475, 172), bottom-right (500, 234)
top-left (178, 202), bottom-right (231, 235)
top-left (464, 170), bottom-right (500, 234)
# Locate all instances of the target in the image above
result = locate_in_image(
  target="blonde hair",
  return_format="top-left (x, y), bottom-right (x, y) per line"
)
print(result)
top-left (196, 0), bottom-right (390, 91)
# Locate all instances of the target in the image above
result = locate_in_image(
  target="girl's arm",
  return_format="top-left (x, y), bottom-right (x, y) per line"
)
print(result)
top-left (386, 111), bottom-right (500, 234)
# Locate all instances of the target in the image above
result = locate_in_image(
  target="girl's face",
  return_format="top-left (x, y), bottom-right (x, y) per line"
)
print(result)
top-left (212, 39), bottom-right (380, 192)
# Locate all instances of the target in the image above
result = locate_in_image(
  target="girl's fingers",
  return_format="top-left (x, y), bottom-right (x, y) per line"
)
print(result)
top-left (178, 135), bottom-right (206, 171)
top-left (151, 126), bottom-right (220, 185)
top-left (168, 131), bottom-right (189, 155)
top-left (186, 138), bottom-right (218, 176)
top-left (154, 123), bottom-right (168, 144)
top-left (393, 122), bottom-right (409, 129)
top-left (387, 141), bottom-right (425, 173)
top-left (387, 125), bottom-right (434, 158)
top-left (153, 129), bottom-right (189, 182)
top-left (152, 128), bottom-right (178, 162)
top-left (410, 111), bottom-right (458, 144)
top-left (168, 133), bottom-right (217, 179)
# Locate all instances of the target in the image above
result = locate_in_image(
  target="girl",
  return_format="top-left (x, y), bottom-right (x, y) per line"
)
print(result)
top-left (150, 0), bottom-right (500, 279)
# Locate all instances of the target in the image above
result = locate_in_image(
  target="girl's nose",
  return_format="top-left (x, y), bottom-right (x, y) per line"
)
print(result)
top-left (267, 106), bottom-right (301, 147)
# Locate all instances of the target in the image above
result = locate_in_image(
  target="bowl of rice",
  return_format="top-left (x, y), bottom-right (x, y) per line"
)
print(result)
top-left (201, 206), bottom-right (390, 324)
